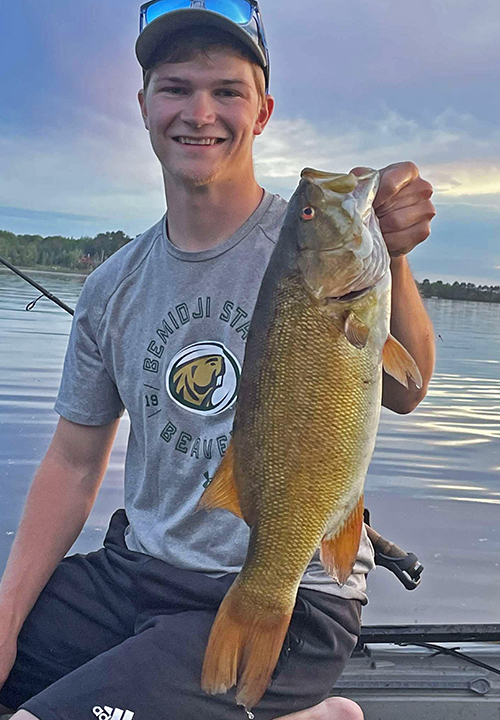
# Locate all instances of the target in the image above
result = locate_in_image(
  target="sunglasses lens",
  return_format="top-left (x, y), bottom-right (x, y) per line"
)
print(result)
top-left (144, 0), bottom-right (191, 25)
top-left (205, 0), bottom-right (253, 24)
top-left (143, 0), bottom-right (253, 28)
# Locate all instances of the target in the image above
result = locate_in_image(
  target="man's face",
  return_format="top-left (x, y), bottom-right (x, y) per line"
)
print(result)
top-left (138, 51), bottom-right (273, 188)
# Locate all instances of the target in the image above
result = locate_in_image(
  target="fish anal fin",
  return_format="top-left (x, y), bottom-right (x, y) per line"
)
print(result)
top-left (201, 582), bottom-right (293, 711)
top-left (383, 333), bottom-right (423, 389)
top-left (320, 495), bottom-right (364, 586)
top-left (196, 441), bottom-right (243, 519)
top-left (344, 312), bottom-right (370, 349)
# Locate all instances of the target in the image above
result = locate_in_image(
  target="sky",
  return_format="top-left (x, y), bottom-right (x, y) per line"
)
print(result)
top-left (1, 0), bottom-right (500, 284)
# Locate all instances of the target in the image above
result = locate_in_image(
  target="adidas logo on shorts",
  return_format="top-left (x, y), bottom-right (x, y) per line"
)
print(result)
top-left (93, 706), bottom-right (134, 720)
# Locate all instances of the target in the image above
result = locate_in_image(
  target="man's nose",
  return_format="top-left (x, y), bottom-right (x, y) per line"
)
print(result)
top-left (180, 91), bottom-right (216, 127)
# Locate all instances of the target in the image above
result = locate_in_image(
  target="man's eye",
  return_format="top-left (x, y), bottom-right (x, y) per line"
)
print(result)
top-left (161, 87), bottom-right (187, 95)
top-left (216, 89), bottom-right (239, 97)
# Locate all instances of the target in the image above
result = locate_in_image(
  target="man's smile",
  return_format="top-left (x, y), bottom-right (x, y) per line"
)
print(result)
top-left (173, 136), bottom-right (227, 146)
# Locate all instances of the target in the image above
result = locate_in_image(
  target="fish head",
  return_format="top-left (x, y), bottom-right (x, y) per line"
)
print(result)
top-left (287, 167), bottom-right (390, 301)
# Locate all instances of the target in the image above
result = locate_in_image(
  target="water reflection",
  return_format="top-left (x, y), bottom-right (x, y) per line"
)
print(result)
top-left (361, 298), bottom-right (500, 622)
top-left (1, 275), bottom-right (500, 621)
top-left (0, 269), bottom-right (130, 568)
top-left (369, 301), bottom-right (500, 511)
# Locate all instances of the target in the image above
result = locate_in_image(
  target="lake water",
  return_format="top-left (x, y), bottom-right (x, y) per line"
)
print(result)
top-left (1, 267), bottom-right (499, 625)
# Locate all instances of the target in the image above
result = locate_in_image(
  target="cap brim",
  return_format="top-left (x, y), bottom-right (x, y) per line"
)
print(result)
top-left (135, 9), bottom-right (267, 71)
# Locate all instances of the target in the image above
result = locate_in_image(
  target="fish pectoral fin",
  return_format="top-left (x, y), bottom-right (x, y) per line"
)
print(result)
top-left (320, 495), bottom-right (364, 586)
top-left (382, 333), bottom-right (423, 389)
top-left (344, 312), bottom-right (370, 349)
top-left (196, 441), bottom-right (244, 519)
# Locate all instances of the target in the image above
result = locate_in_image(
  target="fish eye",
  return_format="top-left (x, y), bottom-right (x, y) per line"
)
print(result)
top-left (301, 207), bottom-right (315, 221)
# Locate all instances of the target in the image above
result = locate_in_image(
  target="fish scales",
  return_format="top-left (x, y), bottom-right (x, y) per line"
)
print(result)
top-left (235, 273), bottom-right (384, 601)
top-left (198, 168), bottom-right (421, 710)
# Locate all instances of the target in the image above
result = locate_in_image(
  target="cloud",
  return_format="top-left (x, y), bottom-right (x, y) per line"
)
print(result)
top-left (426, 164), bottom-right (500, 198)
top-left (0, 206), bottom-right (99, 223)
top-left (254, 109), bottom-right (500, 209)
top-left (251, 108), bottom-right (500, 286)
top-left (0, 108), bottom-right (165, 236)
top-left (1, 100), bottom-right (499, 283)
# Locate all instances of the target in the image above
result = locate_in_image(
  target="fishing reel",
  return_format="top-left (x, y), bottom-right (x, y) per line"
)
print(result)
top-left (364, 509), bottom-right (424, 591)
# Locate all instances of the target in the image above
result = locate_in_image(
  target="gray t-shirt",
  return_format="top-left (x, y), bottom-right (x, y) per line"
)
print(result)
top-left (55, 191), bottom-right (375, 603)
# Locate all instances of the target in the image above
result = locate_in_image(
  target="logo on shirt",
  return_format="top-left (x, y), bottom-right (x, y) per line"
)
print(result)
top-left (166, 342), bottom-right (241, 416)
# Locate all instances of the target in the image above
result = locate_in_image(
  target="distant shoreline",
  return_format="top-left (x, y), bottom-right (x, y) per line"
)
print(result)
top-left (417, 279), bottom-right (500, 304)
top-left (0, 229), bottom-right (130, 278)
top-left (1, 264), bottom-right (90, 278)
top-left (2, 264), bottom-right (500, 305)
top-left (421, 295), bottom-right (500, 305)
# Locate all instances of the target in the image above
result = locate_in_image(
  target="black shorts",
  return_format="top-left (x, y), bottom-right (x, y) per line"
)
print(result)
top-left (0, 510), bottom-right (361, 720)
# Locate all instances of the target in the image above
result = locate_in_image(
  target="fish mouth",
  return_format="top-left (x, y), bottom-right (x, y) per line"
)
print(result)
top-left (325, 286), bottom-right (373, 303)
top-left (301, 168), bottom-right (359, 194)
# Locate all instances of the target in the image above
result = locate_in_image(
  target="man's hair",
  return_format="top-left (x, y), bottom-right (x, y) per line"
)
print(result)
top-left (142, 27), bottom-right (267, 107)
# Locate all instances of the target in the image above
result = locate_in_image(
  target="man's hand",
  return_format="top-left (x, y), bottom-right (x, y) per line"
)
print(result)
top-left (351, 162), bottom-right (435, 257)
top-left (0, 416), bottom-right (120, 695)
top-left (351, 162), bottom-right (436, 413)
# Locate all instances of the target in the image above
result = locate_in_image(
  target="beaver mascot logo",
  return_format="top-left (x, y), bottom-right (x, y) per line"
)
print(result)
top-left (166, 342), bottom-right (241, 416)
top-left (172, 355), bottom-right (225, 409)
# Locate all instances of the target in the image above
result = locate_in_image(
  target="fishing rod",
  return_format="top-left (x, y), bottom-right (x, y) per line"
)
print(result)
top-left (0, 254), bottom-right (74, 316)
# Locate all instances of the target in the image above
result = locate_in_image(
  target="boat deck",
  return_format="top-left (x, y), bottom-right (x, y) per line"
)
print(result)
top-left (332, 624), bottom-right (500, 719)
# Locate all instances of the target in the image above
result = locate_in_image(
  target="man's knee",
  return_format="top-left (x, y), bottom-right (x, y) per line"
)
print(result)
top-left (9, 711), bottom-right (40, 720)
top-left (275, 696), bottom-right (364, 720)
top-left (322, 697), bottom-right (364, 720)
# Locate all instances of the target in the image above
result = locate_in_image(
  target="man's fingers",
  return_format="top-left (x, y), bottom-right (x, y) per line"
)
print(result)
top-left (382, 219), bottom-right (433, 256)
top-left (373, 161), bottom-right (421, 209)
top-left (378, 199), bottom-right (436, 235)
top-left (348, 161), bottom-right (435, 257)
top-left (376, 176), bottom-right (434, 216)
top-left (350, 166), bottom-right (374, 177)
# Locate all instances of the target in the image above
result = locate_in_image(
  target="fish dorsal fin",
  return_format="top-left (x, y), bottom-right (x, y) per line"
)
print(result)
top-left (344, 312), bottom-right (370, 349)
top-left (383, 333), bottom-right (423, 389)
top-left (320, 495), bottom-right (364, 585)
top-left (196, 440), bottom-right (244, 519)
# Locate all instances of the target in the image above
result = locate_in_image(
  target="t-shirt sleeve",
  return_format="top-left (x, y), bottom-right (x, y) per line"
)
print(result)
top-left (54, 276), bottom-right (124, 426)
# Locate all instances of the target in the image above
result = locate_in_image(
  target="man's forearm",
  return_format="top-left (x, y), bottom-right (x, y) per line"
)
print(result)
top-left (0, 453), bottom-right (103, 636)
top-left (382, 256), bottom-right (435, 414)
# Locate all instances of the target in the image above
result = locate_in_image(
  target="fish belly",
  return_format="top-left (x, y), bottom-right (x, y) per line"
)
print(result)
top-left (234, 274), bottom-right (386, 598)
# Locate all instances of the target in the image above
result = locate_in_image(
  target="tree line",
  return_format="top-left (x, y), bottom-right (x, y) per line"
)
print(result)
top-left (1, 229), bottom-right (500, 303)
top-left (0, 229), bottom-right (132, 272)
top-left (418, 279), bottom-right (500, 303)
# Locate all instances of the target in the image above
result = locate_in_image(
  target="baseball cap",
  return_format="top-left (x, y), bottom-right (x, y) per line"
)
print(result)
top-left (136, 0), bottom-right (270, 90)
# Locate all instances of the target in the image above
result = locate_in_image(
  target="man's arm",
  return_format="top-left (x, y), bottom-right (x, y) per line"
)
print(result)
top-left (382, 255), bottom-right (435, 413)
top-left (353, 161), bottom-right (436, 414)
top-left (0, 416), bottom-right (119, 689)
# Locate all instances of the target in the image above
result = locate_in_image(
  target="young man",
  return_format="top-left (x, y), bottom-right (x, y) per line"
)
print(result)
top-left (0, 2), bottom-right (435, 720)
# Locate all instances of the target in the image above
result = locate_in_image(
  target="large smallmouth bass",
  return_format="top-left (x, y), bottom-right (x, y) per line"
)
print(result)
top-left (198, 168), bottom-right (422, 710)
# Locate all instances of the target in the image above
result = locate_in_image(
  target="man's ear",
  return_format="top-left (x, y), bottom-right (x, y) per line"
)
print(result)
top-left (253, 94), bottom-right (275, 137)
top-left (138, 88), bottom-right (149, 131)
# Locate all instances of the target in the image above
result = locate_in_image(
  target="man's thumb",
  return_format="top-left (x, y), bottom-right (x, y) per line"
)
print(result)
top-left (350, 166), bottom-right (374, 177)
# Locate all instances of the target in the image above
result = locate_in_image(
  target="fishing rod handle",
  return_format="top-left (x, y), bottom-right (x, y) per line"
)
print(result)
top-left (365, 524), bottom-right (407, 559)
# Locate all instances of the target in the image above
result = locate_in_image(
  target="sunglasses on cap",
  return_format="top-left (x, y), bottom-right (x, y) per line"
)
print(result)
top-left (138, 0), bottom-right (270, 90)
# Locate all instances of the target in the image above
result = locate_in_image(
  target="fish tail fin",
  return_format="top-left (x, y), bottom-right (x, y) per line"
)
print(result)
top-left (201, 582), bottom-right (292, 711)
top-left (320, 494), bottom-right (364, 585)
